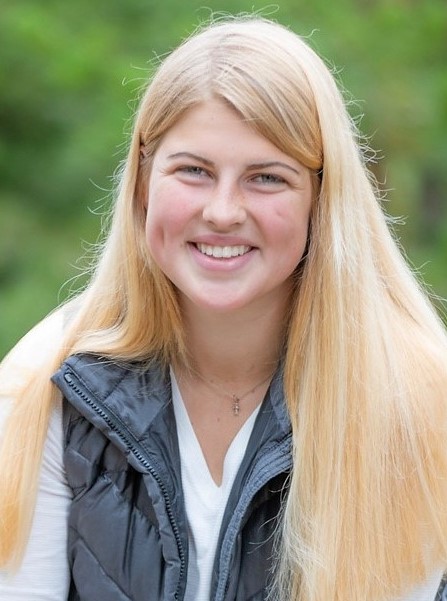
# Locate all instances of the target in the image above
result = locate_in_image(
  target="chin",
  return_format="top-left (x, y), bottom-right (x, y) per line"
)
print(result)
top-left (182, 293), bottom-right (253, 315)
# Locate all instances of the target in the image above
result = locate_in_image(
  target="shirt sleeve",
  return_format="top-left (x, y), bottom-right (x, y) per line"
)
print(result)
top-left (395, 567), bottom-right (445, 601)
top-left (0, 399), bottom-right (72, 600)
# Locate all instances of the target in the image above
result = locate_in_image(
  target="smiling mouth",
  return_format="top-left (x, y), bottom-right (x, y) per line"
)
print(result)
top-left (195, 243), bottom-right (252, 258)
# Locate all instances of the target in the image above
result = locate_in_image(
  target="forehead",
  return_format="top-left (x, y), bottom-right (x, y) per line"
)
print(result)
top-left (160, 99), bottom-right (248, 139)
top-left (155, 99), bottom-right (295, 164)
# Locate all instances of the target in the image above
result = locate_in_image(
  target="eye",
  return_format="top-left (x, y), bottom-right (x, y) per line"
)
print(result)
top-left (177, 165), bottom-right (209, 178)
top-left (250, 173), bottom-right (286, 185)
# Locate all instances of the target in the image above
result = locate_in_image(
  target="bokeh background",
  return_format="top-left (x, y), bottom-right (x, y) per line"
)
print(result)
top-left (1, 0), bottom-right (446, 359)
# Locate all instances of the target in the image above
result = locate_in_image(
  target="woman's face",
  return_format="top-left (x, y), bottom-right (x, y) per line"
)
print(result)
top-left (145, 98), bottom-right (313, 317)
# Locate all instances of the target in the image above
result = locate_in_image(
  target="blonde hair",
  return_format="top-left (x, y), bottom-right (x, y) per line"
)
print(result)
top-left (1, 16), bottom-right (447, 600)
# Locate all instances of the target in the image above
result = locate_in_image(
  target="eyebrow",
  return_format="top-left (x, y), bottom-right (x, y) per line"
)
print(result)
top-left (166, 152), bottom-right (302, 176)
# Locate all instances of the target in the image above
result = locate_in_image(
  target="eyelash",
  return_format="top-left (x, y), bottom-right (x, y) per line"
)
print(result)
top-left (250, 173), bottom-right (286, 185)
top-left (178, 165), bottom-right (209, 178)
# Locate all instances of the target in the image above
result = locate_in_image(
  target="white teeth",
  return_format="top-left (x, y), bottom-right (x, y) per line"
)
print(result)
top-left (196, 243), bottom-right (251, 258)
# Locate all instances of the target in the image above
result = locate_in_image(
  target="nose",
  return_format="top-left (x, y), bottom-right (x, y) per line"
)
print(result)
top-left (202, 182), bottom-right (247, 229)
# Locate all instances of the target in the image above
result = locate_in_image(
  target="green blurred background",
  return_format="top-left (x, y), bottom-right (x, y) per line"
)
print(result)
top-left (1, 0), bottom-right (446, 359)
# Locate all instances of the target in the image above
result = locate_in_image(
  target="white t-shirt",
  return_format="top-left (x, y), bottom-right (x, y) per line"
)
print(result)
top-left (0, 309), bottom-right (72, 599)
top-left (0, 401), bottom-right (71, 600)
top-left (171, 369), bottom-right (261, 600)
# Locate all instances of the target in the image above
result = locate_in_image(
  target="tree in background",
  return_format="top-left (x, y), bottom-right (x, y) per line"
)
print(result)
top-left (1, 0), bottom-right (446, 357)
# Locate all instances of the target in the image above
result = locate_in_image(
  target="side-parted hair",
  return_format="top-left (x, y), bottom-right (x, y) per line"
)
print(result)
top-left (1, 16), bottom-right (447, 601)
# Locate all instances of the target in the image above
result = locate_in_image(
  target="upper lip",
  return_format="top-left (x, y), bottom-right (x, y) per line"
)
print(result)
top-left (191, 234), bottom-right (255, 247)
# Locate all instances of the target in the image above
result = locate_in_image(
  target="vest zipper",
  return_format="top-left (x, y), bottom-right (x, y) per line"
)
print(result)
top-left (215, 436), bottom-right (292, 601)
top-left (62, 370), bottom-right (186, 600)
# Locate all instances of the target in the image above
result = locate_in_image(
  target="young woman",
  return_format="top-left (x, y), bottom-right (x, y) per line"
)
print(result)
top-left (1, 16), bottom-right (447, 601)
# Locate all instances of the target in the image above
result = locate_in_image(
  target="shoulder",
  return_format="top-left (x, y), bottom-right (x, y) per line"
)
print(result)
top-left (1, 308), bottom-right (65, 373)
top-left (0, 308), bottom-right (67, 415)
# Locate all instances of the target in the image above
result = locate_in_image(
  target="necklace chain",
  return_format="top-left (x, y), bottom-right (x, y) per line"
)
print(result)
top-left (191, 369), bottom-right (275, 416)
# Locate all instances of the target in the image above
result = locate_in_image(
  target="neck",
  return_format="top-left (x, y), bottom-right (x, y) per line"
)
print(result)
top-left (178, 298), bottom-right (288, 384)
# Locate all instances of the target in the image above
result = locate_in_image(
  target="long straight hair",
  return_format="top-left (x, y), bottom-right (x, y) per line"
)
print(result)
top-left (1, 16), bottom-right (447, 600)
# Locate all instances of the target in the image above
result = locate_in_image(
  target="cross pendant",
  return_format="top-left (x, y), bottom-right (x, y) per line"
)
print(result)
top-left (232, 395), bottom-right (240, 416)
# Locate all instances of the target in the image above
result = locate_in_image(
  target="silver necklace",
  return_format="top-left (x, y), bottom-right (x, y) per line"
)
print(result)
top-left (192, 369), bottom-right (275, 416)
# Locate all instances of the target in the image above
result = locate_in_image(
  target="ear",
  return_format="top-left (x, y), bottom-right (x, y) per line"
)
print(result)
top-left (140, 143), bottom-right (149, 162)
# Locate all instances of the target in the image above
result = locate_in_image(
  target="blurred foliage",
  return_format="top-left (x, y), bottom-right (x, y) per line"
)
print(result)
top-left (1, 0), bottom-right (446, 358)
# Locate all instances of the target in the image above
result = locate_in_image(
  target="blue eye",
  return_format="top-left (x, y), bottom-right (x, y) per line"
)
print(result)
top-left (251, 173), bottom-right (286, 185)
top-left (178, 166), bottom-right (208, 177)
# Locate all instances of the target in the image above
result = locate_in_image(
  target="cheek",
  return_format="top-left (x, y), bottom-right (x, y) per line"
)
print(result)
top-left (285, 225), bottom-right (309, 267)
top-left (144, 211), bottom-right (159, 257)
top-left (144, 187), bottom-right (192, 255)
top-left (272, 204), bottom-right (310, 243)
top-left (144, 189), bottom-right (166, 257)
top-left (269, 206), bottom-right (311, 267)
